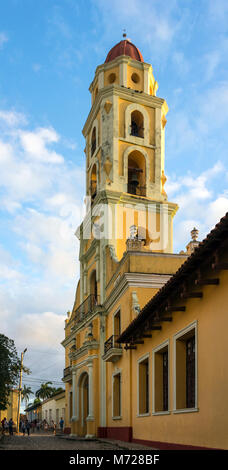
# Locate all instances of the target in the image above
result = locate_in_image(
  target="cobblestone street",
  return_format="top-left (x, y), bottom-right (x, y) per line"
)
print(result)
top-left (0, 432), bottom-right (152, 451)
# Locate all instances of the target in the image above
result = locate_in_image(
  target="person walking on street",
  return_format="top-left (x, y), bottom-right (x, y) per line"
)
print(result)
top-left (21, 421), bottom-right (26, 436)
top-left (25, 420), bottom-right (30, 436)
top-left (1, 417), bottom-right (6, 435)
top-left (59, 417), bottom-right (64, 433)
top-left (51, 420), bottom-right (56, 435)
top-left (4, 420), bottom-right (8, 434)
top-left (8, 418), bottom-right (14, 436)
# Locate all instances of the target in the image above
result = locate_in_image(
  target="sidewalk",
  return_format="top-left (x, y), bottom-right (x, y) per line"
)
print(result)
top-left (57, 434), bottom-right (157, 450)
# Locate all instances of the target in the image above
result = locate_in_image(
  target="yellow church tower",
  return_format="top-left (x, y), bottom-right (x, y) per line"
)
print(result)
top-left (62, 37), bottom-right (187, 439)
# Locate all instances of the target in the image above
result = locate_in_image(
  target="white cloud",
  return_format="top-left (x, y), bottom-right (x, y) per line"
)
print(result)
top-left (168, 162), bottom-right (228, 251)
top-left (0, 110), bottom-right (27, 127)
top-left (93, 0), bottom-right (181, 61)
top-left (0, 107), bottom-right (84, 386)
top-left (14, 208), bottom-right (80, 281)
top-left (19, 127), bottom-right (64, 163)
top-left (206, 195), bottom-right (228, 228)
top-left (14, 311), bottom-right (65, 348)
top-left (0, 32), bottom-right (8, 50)
top-left (168, 81), bottom-right (228, 157)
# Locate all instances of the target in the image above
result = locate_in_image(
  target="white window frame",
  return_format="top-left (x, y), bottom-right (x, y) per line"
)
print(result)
top-left (152, 339), bottom-right (170, 416)
top-left (112, 370), bottom-right (122, 420)
top-left (173, 320), bottom-right (198, 414)
top-left (137, 353), bottom-right (150, 417)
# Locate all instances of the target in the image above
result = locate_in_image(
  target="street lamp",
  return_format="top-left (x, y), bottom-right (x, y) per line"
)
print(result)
top-left (16, 348), bottom-right (27, 433)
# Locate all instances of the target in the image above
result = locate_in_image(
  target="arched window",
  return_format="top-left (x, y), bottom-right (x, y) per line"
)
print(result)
top-left (91, 127), bottom-right (96, 156)
top-left (127, 150), bottom-right (146, 196)
top-left (90, 164), bottom-right (97, 201)
top-left (130, 110), bottom-right (144, 138)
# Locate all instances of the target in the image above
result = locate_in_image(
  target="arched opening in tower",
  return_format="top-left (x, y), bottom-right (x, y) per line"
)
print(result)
top-left (91, 126), bottom-right (96, 156)
top-left (130, 110), bottom-right (144, 138)
top-left (128, 150), bottom-right (146, 196)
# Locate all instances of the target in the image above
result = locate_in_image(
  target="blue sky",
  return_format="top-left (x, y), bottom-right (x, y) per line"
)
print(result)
top-left (0, 0), bottom-right (228, 404)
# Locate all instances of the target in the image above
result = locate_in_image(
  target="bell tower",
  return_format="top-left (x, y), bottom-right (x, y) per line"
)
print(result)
top-left (82, 36), bottom-right (178, 262)
top-left (63, 38), bottom-right (185, 439)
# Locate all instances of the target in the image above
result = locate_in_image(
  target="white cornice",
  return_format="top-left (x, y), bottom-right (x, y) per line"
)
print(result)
top-left (71, 341), bottom-right (99, 362)
top-left (104, 272), bottom-right (171, 311)
top-left (72, 354), bottom-right (99, 371)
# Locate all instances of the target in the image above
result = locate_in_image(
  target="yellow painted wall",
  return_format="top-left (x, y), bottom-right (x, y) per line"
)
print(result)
top-left (104, 66), bottom-right (119, 87)
top-left (0, 389), bottom-right (18, 423)
top-left (127, 66), bottom-right (144, 91)
top-left (128, 269), bottom-right (228, 449)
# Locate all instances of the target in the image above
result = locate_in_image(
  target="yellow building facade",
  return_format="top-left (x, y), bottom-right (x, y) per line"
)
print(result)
top-left (117, 212), bottom-right (228, 450)
top-left (62, 38), bottom-right (228, 449)
top-left (0, 389), bottom-right (18, 425)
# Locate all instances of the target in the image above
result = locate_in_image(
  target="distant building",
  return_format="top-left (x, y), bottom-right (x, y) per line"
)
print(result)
top-left (25, 401), bottom-right (42, 422)
top-left (41, 390), bottom-right (65, 427)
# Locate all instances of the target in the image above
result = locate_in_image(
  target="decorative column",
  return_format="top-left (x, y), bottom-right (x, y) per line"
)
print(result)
top-left (68, 390), bottom-right (72, 422)
top-left (86, 360), bottom-right (95, 438)
top-left (70, 368), bottom-right (78, 437)
top-left (71, 369), bottom-right (77, 420)
top-left (87, 361), bottom-right (94, 419)
top-left (143, 65), bottom-right (150, 94)
top-left (119, 61), bottom-right (127, 87)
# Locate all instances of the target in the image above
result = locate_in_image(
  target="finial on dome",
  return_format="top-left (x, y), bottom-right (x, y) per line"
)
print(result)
top-left (123, 29), bottom-right (127, 38)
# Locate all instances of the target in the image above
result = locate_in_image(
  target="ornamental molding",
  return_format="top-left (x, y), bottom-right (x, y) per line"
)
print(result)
top-left (104, 272), bottom-right (172, 311)
top-left (70, 341), bottom-right (100, 363)
top-left (71, 354), bottom-right (99, 371)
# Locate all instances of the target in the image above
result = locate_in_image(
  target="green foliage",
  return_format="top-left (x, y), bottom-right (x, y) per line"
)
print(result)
top-left (35, 383), bottom-right (64, 401)
top-left (0, 334), bottom-right (20, 410)
top-left (21, 385), bottom-right (33, 403)
top-left (33, 397), bottom-right (41, 405)
top-left (35, 382), bottom-right (54, 401)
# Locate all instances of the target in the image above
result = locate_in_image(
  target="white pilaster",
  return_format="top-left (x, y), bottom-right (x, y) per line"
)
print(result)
top-left (99, 315), bottom-right (106, 427)
top-left (71, 369), bottom-right (78, 421)
top-left (154, 107), bottom-right (162, 193)
top-left (119, 61), bottom-right (127, 87)
top-left (83, 266), bottom-right (88, 296)
top-left (98, 70), bottom-right (104, 89)
top-left (68, 391), bottom-right (72, 422)
top-left (87, 361), bottom-right (94, 420)
top-left (144, 67), bottom-right (150, 94)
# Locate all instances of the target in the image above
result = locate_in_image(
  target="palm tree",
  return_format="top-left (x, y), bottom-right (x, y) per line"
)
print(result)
top-left (35, 382), bottom-right (54, 401)
top-left (21, 385), bottom-right (33, 408)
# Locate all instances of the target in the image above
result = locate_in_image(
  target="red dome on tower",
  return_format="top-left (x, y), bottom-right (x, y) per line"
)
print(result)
top-left (105, 39), bottom-right (144, 63)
